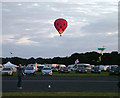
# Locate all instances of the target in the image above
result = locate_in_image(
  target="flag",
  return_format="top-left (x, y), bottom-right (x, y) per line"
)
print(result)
top-left (75, 59), bottom-right (79, 64)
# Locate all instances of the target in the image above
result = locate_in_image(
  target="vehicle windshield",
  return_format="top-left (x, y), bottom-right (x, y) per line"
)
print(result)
top-left (3, 68), bottom-right (11, 71)
top-left (43, 68), bottom-right (51, 70)
top-left (93, 67), bottom-right (99, 70)
top-left (26, 67), bottom-right (33, 70)
top-left (86, 66), bottom-right (91, 68)
top-left (52, 67), bottom-right (57, 69)
top-left (60, 67), bottom-right (65, 69)
top-left (63, 67), bottom-right (68, 70)
top-left (37, 66), bottom-right (44, 68)
top-left (78, 67), bottom-right (85, 69)
top-left (111, 66), bottom-right (117, 70)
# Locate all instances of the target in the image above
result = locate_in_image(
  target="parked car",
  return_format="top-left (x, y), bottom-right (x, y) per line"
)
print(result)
top-left (51, 67), bottom-right (58, 72)
top-left (99, 65), bottom-right (105, 71)
top-left (10, 66), bottom-right (17, 72)
top-left (91, 66), bottom-right (101, 73)
top-left (27, 64), bottom-right (36, 70)
top-left (75, 67), bottom-right (87, 73)
top-left (37, 65), bottom-right (44, 72)
top-left (1, 67), bottom-right (13, 76)
top-left (41, 67), bottom-right (52, 75)
top-left (24, 67), bottom-right (36, 75)
top-left (106, 67), bottom-right (110, 72)
top-left (109, 66), bottom-right (120, 75)
top-left (58, 67), bottom-right (65, 71)
top-left (59, 67), bottom-right (70, 73)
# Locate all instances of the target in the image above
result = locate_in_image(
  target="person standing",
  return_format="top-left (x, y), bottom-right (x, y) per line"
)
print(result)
top-left (17, 64), bottom-right (24, 89)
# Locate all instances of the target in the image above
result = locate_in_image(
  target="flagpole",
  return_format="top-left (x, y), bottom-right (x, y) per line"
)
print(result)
top-left (75, 59), bottom-right (79, 70)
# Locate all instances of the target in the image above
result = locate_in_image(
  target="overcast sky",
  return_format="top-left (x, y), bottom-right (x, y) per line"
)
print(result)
top-left (2, 0), bottom-right (119, 58)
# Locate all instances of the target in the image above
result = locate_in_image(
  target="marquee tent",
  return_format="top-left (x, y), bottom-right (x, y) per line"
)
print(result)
top-left (3, 61), bottom-right (17, 67)
top-left (3, 61), bottom-right (17, 72)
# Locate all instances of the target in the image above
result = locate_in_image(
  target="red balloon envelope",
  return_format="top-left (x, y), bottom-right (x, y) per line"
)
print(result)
top-left (54, 18), bottom-right (67, 36)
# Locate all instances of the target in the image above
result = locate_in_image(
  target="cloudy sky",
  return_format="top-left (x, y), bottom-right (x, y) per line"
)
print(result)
top-left (2, 0), bottom-right (119, 58)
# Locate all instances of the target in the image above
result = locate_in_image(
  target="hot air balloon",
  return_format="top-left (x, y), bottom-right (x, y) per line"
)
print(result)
top-left (54, 18), bottom-right (68, 36)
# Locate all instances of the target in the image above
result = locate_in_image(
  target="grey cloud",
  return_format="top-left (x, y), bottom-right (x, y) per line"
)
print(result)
top-left (81, 12), bottom-right (118, 34)
top-left (2, 32), bottom-right (118, 58)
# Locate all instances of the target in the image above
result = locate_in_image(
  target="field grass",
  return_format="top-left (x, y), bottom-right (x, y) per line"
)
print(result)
top-left (10, 71), bottom-right (117, 77)
top-left (52, 71), bottom-right (110, 77)
top-left (10, 71), bottom-right (118, 77)
top-left (2, 92), bottom-right (120, 96)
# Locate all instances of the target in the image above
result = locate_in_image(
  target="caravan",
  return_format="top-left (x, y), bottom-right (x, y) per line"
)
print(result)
top-left (75, 63), bottom-right (91, 71)
top-left (67, 63), bottom-right (91, 71)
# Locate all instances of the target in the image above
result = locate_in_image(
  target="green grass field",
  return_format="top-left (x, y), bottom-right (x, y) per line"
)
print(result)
top-left (51, 71), bottom-right (110, 77)
top-left (2, 92), bottom-right (120, 96)
top-left (11, 71), bottom-right (118, 77)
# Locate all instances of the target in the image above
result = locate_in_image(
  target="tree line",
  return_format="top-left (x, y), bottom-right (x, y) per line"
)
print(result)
top-left (1, 51), bottom-right (120, 66)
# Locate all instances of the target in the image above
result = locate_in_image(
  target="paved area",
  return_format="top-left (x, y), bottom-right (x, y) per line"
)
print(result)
top-left (2, 76), bottom-right (120, 92)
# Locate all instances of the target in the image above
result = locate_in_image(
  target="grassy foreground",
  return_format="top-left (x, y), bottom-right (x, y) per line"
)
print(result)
top-left (2, 92), bottom-right (120, 96)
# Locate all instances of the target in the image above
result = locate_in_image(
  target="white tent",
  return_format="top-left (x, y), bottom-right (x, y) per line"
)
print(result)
top-left (3, 61), bottom-right (17, 67)
top-left (3, 61), bottom-right (17, 72)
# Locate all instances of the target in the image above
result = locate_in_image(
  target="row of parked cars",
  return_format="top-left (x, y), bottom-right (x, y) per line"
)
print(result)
top-left (1, 65), bottom-right (120, 76)
top-left (25, 65), bottom-right (120, 75)
top-left (20, 66), bottom-right (107, 75)
top-left (1, 66), bottom-right (71, 76)
top-left (1, 66), bottom-right (54, 76)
